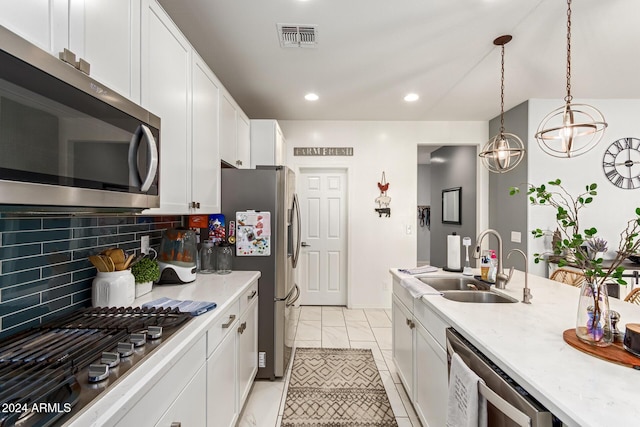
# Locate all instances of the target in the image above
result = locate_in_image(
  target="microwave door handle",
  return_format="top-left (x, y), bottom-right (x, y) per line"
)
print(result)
top-left (292, 193), bottom-right (302, 268)
top-left (139, 124), bottom-right (158, 192)
top-left (128, 124), bottom-right (159, 192)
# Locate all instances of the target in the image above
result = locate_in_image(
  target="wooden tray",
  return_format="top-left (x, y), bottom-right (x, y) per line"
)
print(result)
top-left (563, 329), bottom-right (640, 369)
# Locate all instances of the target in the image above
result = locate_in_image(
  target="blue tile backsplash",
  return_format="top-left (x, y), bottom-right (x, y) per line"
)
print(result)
top-left (0, 214), bottom-right (182, 340)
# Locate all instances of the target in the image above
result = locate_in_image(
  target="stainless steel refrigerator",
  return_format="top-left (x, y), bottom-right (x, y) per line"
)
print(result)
top-left (221, 165), bottom-right (301, 379)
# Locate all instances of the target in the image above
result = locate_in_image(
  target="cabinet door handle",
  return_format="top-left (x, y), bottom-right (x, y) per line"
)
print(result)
top-left (171, 423), bottom-right (181, 427)
top-left (248, 290), bottom-right (257, 300)
top-left (238, 321), bottom-right (247, 334)
top-left (196, 201), bottom-right (200, 209)
top-left (222, 314), bottom-right (236, 328)
top-left (409, 321), bottom-right (415, 329)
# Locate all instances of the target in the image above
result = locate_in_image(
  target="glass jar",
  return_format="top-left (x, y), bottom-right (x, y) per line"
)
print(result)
top-left (199, 240), bottom-right (216, 274)
top-left (217, 242), bottom-right (233, 275)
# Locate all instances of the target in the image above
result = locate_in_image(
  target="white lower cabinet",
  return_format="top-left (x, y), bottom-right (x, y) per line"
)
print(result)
top-left (206, 281), bottom-right (259, 427)
top-left (392, 295), bottom-right (414, 398)
top-left (207, 328), bottom-right (238, 426)
top-left (392, 276), bottom-right (450, 427)
top-left (114, 280), bottom-right (258, 427)
top-left (155, 364), bottom-right (206, 427)
top-left (237, 295), bottom-right (259, 406)
top-left (414, 319), bottom-right (448, 427)
top-left (115, 336), bottom-right (206, 427)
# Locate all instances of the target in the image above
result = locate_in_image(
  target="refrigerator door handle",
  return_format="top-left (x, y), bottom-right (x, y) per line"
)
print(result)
top-left (275, 285), bottom-right (297, 302)
top-left (292, 193), bottom-right (302, 268)
top-left (286, 284), bottom-right (300, 307)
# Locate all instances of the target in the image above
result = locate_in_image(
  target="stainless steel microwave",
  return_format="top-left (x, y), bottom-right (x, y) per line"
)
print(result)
top-left (0, 25), bottom-right (160, 212)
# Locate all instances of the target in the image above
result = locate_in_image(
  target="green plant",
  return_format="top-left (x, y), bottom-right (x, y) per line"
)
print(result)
top-left (131, 256), bottom-right (160, 284)
top-left (509, 179), bottom-right (640, 286)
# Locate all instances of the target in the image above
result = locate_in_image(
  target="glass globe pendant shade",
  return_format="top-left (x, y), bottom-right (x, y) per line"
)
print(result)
top-left (479, 132), bottom-right (525, 173)
top-left (535, 101), bottom-right (607, 158)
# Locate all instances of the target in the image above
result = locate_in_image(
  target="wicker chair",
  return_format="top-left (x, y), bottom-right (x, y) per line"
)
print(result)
top-left (549, 268), bottom-right (587, 287)
top-left (624, 288), bottom-right (640, 305)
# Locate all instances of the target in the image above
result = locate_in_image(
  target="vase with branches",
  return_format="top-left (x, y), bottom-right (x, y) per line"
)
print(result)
top-left (510, 179), bottom-right (640, 346)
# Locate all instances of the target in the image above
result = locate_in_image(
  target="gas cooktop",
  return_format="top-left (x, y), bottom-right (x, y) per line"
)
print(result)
top-left (0, 306), bottom-right (192, 427)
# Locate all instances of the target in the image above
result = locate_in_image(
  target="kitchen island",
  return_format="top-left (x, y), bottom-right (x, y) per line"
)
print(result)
top-left (64, 270), bottom-right (260, 427)
top-left (390, 268), bottom-right (640, 427)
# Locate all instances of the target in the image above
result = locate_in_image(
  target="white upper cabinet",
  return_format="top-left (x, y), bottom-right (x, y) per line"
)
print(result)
top-left (141, 0), bottom-right (191, 214)
top-left (0, 0), bottom-right (67, 54)
top-left (236, 112), bottom-right (251, 169)
top-left (191, 52), bottom-right (221, 213)
top-left (0, 0), bottom-right (141, 102)
top-left (69, 0), bottom-right (141, 102)
top-left (250, 119), bottom-right (286, 167)
top-left (219, 93), bottom-right (238, 167)
top-left (220, 90), bottom-right (250, 169)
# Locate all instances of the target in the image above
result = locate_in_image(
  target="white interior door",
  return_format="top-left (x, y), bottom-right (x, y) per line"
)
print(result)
top-left (298, 168), bottom-right (348, 306)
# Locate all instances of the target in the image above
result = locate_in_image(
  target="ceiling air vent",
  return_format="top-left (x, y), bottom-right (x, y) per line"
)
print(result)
top-left (277, 24), bottom-right (318, 48)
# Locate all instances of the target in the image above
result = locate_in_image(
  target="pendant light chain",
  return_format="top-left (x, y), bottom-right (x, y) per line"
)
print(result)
top-left (500, 43), bottom-right (505, 135)
top-left (565, 0), bottom-right (572, 102)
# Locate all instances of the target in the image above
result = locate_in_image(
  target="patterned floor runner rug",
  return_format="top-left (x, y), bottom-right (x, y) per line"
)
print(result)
top-left (281, 347), bottom-right (398, 426)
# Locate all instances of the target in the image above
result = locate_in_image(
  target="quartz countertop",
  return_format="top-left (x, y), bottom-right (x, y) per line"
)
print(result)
top-left (64, 270), bottom-right (260, 427)
top-left (390, 268), bottom-right (640, 427)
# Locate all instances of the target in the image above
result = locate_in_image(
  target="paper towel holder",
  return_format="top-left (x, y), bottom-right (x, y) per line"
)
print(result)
top-left (442, 187), bottom-right (461, 224)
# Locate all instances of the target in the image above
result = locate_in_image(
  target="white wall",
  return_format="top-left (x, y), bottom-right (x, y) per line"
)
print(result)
top-left (280, 120), bottom-right (486, 309)
top-left (527, 99), bottom-right (640, 277)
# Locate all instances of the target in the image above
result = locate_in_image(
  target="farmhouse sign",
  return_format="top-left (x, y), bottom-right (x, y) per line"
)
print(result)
top-left (293, 147), bottom-right (354, 156)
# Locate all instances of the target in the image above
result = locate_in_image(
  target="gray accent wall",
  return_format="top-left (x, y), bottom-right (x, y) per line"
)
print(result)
top-left (430, 146), bottom-right (477, 268)
top-left (417, 164), bottom-right (431, 263)
top-left (488, 100), bottom-right (529, 271)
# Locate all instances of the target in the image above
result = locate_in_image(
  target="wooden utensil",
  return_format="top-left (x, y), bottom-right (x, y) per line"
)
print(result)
top-left (122, 254), bottom-right (135, 270)
top-left (89, 255), bottom-right (109, 272)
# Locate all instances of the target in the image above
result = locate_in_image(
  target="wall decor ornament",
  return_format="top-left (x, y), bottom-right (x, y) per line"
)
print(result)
top-left (602, 137), bottom-right (640, 189)
top-left (375, 172), bottom-right (391, 217)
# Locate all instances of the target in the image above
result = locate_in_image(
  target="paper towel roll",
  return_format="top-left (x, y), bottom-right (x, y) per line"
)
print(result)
top-left (447, 234), bottom-right (461, 270)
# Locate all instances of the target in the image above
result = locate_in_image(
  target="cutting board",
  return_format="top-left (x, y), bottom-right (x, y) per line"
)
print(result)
top-left (563, 329), bottom-right (640, 369)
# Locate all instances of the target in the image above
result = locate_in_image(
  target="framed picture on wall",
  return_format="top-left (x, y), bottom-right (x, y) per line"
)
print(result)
top-left (442, 187), bottom-right (461, 224)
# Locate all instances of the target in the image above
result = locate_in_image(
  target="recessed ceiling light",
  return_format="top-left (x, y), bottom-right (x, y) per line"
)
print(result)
top-left (304, 93), bottom-right (319, 101)
top-left (404, 93), bottom-right (419, 102)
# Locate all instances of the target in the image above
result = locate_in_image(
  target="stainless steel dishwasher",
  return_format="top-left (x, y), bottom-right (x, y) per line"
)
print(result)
top-left (446, 328), bottom-right (562, 427)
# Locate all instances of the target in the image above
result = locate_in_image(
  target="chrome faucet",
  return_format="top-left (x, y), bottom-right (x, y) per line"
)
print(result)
top-left (474, 229), bottom-right (510, 289)
top-left (507, 249), bottom-right (532, 304)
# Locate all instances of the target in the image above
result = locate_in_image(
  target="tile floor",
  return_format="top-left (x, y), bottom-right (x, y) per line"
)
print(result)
top-left (237, 306), bottom-right (422, 427)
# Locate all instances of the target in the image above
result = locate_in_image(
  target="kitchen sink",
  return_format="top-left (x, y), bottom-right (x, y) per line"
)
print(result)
top-left (441, 291), bottom-right (518, 303)
top-left (419, 277), bottom-right (490, 291)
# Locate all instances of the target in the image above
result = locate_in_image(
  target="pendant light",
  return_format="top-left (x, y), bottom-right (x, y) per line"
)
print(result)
top-left (479, 35), bottom-right (525, 174)
top-left (535, 0), bottom-right (607, 158)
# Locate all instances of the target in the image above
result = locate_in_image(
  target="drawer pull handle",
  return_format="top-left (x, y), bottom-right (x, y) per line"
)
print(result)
top-left (171, 423), bottom-right (181, 427)
top-left (248, 290), bottom-right (257, 300)
top-left (222, 314), bottom-right (236, 328)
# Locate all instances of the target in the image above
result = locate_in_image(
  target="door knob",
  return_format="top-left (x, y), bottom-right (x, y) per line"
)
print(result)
top-left (301, 242), bottom-right (310, 247)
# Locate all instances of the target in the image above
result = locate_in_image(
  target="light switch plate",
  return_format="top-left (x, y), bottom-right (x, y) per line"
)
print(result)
top-left (511, 231), bottom-right (521, 243)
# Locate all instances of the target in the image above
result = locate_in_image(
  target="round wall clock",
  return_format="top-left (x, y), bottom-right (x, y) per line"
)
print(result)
top-left (602, 137), bottom-right (640, 189)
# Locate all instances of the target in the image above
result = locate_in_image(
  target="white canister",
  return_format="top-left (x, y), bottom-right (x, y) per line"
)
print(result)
top-left (92, 270), bottom-right (136, 307)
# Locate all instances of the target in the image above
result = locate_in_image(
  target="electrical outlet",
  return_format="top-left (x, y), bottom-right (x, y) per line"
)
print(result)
top-left (141, 235), bottom-right (150, 254)
top-left (511, 231), bottom-right (521, 243)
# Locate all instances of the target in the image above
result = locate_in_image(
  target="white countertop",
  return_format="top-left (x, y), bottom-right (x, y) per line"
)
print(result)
top-left (391, 268), bottom-right (640, 427)
top-left (64, 270), bottom-right (260, 427)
